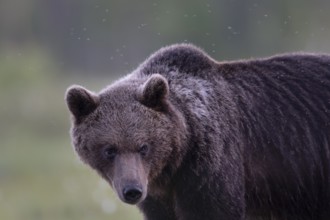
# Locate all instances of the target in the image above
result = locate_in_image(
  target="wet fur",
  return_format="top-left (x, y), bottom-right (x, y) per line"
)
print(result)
top-left (137, 45), bottom-right (330, 219)
top-left (67, 44), bottom-right (330, 220)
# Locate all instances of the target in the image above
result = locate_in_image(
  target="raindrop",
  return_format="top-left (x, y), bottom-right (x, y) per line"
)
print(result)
top-left (86, 37), bottom-right (91, 41)
top-left (105, 9), bottom-right (109, 13)
top-left (138, 23), bottom-right (147, 29)
top-left (227, 26), bottom-right (232, 30)
top-left (83, 27), bottom-right (87, 31)
top-left (102, 18), bottom-right (107, 22)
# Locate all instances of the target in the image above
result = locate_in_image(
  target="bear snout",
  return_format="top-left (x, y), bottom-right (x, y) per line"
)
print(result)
top-left (122, 185), bottom-right (143, 204)
top-left (112, 153), bottom-right (148, 204)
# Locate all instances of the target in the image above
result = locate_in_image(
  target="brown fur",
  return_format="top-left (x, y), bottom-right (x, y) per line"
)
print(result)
top-left (66, 44), bottom-right (330, 220)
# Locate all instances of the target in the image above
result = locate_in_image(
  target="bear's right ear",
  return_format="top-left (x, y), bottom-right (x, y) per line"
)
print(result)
top-left (65, 85), bottom-right (99, 123)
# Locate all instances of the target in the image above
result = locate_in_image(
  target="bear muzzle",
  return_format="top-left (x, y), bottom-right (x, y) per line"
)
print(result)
top-left (114, 179), bottom-right (147, 205)
top-left (122, 184), bottom-right (143, 204)
top-left (112, 153), bottom-right (148, 205)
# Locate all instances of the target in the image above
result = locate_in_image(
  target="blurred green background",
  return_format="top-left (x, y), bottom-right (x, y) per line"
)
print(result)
top-left (1, 0), bottom-right (330, 219)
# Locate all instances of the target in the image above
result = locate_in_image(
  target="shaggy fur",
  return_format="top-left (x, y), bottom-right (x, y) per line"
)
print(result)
top-left (66, 44), bottom-right (330, 220)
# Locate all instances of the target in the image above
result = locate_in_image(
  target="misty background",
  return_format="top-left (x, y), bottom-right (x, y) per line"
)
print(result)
top-left (1, 0), bottom-right (330, 219)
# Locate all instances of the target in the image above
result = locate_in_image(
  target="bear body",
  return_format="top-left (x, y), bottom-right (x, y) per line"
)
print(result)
top-left (66, 44), bottom-right (330, 220)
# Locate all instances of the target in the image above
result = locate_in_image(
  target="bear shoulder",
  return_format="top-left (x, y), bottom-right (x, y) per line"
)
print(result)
top-left (137, 44), bottom-right (217, 76)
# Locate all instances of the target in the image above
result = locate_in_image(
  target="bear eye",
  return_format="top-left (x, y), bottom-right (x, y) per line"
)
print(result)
top-left (103, 147), bottom-right (117, 160)
top-left (138, 144), bottom-right (149, 157)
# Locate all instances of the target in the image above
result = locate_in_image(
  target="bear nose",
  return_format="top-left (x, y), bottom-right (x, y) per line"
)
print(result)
top-left (123, 186), bottom-right (143, 204)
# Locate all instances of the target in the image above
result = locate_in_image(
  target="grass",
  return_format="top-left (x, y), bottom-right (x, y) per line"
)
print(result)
top-left (0, 54), bottom-right (143, 219)
top-left (0, 130), bottom-right (143, 220)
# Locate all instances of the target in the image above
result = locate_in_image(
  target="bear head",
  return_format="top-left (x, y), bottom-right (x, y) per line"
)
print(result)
top-left (65, 74), bottom-right (187, 204)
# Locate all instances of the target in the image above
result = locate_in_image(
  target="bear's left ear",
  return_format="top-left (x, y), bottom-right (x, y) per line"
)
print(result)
top-left (139, 74), bottom-right (169, 111)
top-left (65, 85), bottom-right (100, 123)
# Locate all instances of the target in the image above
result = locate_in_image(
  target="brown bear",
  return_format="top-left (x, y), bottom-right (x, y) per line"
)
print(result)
top-left (65, 44), bottom-right (330, 220)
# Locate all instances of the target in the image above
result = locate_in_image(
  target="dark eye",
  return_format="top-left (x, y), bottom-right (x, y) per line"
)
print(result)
top-left (103, 147), bottom-right (117, 160)
top-left (139, 144), bottom-right (149, 156)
